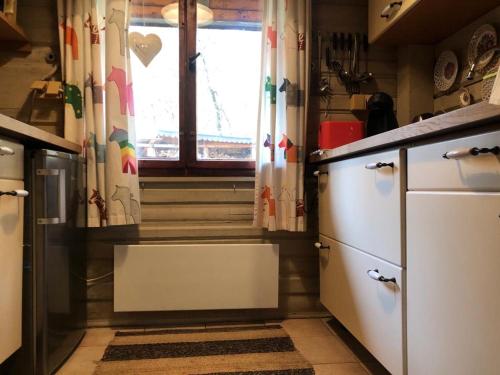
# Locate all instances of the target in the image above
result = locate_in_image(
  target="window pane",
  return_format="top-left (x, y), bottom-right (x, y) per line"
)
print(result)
top-left (196, 2), bottom-right (262, 161)
top-left (130, 2), bottom-right (179, 161)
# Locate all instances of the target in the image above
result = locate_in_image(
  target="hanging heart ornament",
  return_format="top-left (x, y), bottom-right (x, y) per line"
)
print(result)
top-left (129, 32), bottom-right (162, 67)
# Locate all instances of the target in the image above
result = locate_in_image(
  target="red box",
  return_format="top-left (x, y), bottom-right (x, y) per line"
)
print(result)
top-left (318, 121), bottom-right (364, 149)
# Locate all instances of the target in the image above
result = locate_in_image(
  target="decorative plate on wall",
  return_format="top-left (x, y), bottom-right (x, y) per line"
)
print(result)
top-left (467, 24), bottom-right (497, 72)
top-left (434, 50), bottom-right (459, 92)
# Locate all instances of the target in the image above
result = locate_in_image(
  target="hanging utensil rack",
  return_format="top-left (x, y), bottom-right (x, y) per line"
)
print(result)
top-left (316, 31), bottom-right (374, 97)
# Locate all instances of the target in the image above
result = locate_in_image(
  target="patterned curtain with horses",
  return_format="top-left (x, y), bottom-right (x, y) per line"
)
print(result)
top-left (254, 0), bottom-right (311, 232)
top-left (58, 0), bottom-right (141, 227)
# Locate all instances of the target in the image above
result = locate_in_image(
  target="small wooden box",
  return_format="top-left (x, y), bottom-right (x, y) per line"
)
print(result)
top-left (350, 94), bottom-right (372, 112)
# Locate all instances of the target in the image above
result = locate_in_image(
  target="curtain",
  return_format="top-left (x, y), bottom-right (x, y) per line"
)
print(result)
top-left (254, 0), bottom-right (311, 232)
top-left (58, 0), bottom-right (141, 227)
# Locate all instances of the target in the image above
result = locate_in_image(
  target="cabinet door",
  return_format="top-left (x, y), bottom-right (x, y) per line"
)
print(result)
top-left (408, 130), bottom-right (500, 191)
top-left (407, 192), bottom-right (500, 375)
top-left (319, 235), bottom-right (404, 375)
top-left (369, 0), bottom-right (420, 43)
top-left (318, 149), bottom-right (405, 265)
top-left (0, 179), bottom-right (24, 364)
top-left (318, 235), bottom-right (336, 315)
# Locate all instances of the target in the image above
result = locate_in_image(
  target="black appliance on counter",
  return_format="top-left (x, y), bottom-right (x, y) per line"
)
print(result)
top-left (9, 149), bottom-right (87, 375)
top-left (365, 92), bottom-right (399, 136)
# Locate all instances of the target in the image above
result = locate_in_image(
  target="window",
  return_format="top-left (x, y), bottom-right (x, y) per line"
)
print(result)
top-left (130, 0), bottom-right (263, 175)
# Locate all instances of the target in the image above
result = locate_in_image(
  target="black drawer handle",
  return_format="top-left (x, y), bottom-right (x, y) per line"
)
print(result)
top-left (442, 146), bottom-right (499, 160)
top-left (365, 162), bottom-right (394, 170)
top-left (367, 269), bottom-right (396, 283)
top-left (0, 190), bottom-right (29, 197)
top-left (313, 170), bottom-right (328, 177)
top-left (314, 242), bottom-right (330, 250)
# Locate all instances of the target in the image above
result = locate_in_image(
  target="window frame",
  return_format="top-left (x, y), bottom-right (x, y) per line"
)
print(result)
top-left (136, 0), bottom-right (257, 176)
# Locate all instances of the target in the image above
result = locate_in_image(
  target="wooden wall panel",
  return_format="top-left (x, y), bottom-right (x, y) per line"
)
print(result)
top-left (307, 0), bottom-right (398, 153)
top-left (433, 6), bottom-right (500, 113)
top-left (141, 188), bottom-right (254, 203)
top-left (397, 45), bottom-right (434, 125)
top-left (86, 177), bottom-right (325, 327)
top-left (141, 203), bottom-right (254, 221)
top-left (0, 0), bottom-right (62, 127)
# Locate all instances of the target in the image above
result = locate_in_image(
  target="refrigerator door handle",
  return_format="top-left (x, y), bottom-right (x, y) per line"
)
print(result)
top-left (36, 168), bottom-right (66, 225)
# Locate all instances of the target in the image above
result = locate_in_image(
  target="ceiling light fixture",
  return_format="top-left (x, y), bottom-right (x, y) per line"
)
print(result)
top-left (161, 0), bottom-right (214, 27)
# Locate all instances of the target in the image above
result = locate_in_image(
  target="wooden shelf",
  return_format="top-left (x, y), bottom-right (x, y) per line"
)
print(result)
top-left (0, 114), bottom-right (81, 154)
top-left (372, 0), bottom-right (500, 45)
top-left (0, 11), bottom-right (31, 52)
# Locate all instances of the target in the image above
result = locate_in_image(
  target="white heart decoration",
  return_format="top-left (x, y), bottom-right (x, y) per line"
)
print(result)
top-left (129, 32), bottom-right (162, 67)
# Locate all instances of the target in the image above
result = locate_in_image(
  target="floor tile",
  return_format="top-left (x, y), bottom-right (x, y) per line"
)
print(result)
top-left (206, 321), bottom-right (266, 329)
top-left (265, 319), bottom-right (283, 325)
top-left (79, 328), bottom-right (115, 347)
top-left (359, 361), bottom-right (391, 375)
top-left (324, 318), bottom-right (391, 374)
top-left (313, 363), bottom-right (369, 375)
top-left (57, 319), bottom-right (386, 374)
top-left (111, 327), bottom-right (146, 332)
top-left (56, 346), bottom-right (106, 375)
top-left (282, 318), bottom-right (334, 338)
top-left (145, 324), bottom-right (205, 331)
top-left (292, 334), bottom-right (358, 365)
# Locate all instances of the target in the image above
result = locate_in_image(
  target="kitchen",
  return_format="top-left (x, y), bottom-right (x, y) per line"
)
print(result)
top-left (0, 0), bottom-right (499, 374)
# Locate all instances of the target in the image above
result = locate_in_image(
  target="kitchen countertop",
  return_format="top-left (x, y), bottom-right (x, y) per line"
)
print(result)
top-left (310, 101), bottom-right (500, 164)
top-left (0, 113), bottom-right (81, 154)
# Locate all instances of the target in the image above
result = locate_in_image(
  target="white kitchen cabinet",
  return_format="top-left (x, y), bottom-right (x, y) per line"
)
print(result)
top-left (318, 235), bottom-right (336, 315)
top-left (318, 234), bottom-right (404, 375)
top-left (0, 136), bottom-right (24, 364)
top-left (408, 130), bottom-right (500, 191)
top-left (0, 178), bottom-right (24, 364)
top-left (0, 138), bottom-right (23, 180)
top-left (368, 1), bottom-right (499, 45)
top-left (318, 149), bottom-right (406, 265)
top-left (368, 0), bottom-right (420, 43)
top-left (407, 192), bottom-right (500, 375)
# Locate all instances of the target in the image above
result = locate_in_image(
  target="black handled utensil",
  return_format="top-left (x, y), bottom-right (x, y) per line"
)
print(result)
top-left (330, 33), bottom-right (342, 74)
top-left (347, 33), bottom-right (353, 75)
top-left (325, 45), bottom-right (331, 70)
top-left (351, 34), bottom-right (373, 84)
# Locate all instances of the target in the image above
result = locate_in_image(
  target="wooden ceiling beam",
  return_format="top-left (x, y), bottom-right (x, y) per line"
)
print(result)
top-left (130, 0), bottom-right (263, 13)
top-left (209, 0), bottom-right (263, 11)
top-left (212, 9), bottom-right (262, 22)
top-left (131, 0), bottom-right (176, 6)
top-left (131, 5), bottom-right (262, 23)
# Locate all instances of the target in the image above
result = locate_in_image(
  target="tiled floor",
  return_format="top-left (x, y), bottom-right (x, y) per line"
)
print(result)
top-left (56, 318), bottom-right (388, 375)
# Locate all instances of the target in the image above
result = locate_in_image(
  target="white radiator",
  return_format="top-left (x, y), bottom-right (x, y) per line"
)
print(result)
top-left (114, 243), bottom-right (279, 312)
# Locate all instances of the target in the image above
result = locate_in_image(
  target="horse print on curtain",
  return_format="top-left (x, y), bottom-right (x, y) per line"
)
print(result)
top-left (254, 0), bottom-right (311, 232)
top-left (58, 0), bottom-right (141, 226)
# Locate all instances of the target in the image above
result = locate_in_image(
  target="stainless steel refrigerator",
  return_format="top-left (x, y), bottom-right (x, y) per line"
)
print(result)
top-left (12, 149), bottom-right (87, 375)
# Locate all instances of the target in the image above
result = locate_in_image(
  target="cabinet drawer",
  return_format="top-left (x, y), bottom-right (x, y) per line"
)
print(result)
top-left (318, 149), bottom-right (405, 265)
top-left (369, 0), bottom-right (420, 43)
top-left (318, 235), bottom-right (404, 375)
top-left (318, 236), bottom-right (335, 315)
top-left (0, 137), bottom-right (24, 180)
top-left (408, 130), bottom-right (500, 191)
top-left (0, 179), bottom-right (24, 364)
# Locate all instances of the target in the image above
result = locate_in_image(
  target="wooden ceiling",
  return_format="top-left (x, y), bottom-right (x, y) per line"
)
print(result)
top-left (130, 0), bottom-right (263, 23)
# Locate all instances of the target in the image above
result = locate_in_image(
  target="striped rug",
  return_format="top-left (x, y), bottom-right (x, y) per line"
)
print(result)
top-left (94, 325), bottom-right (314, 375)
